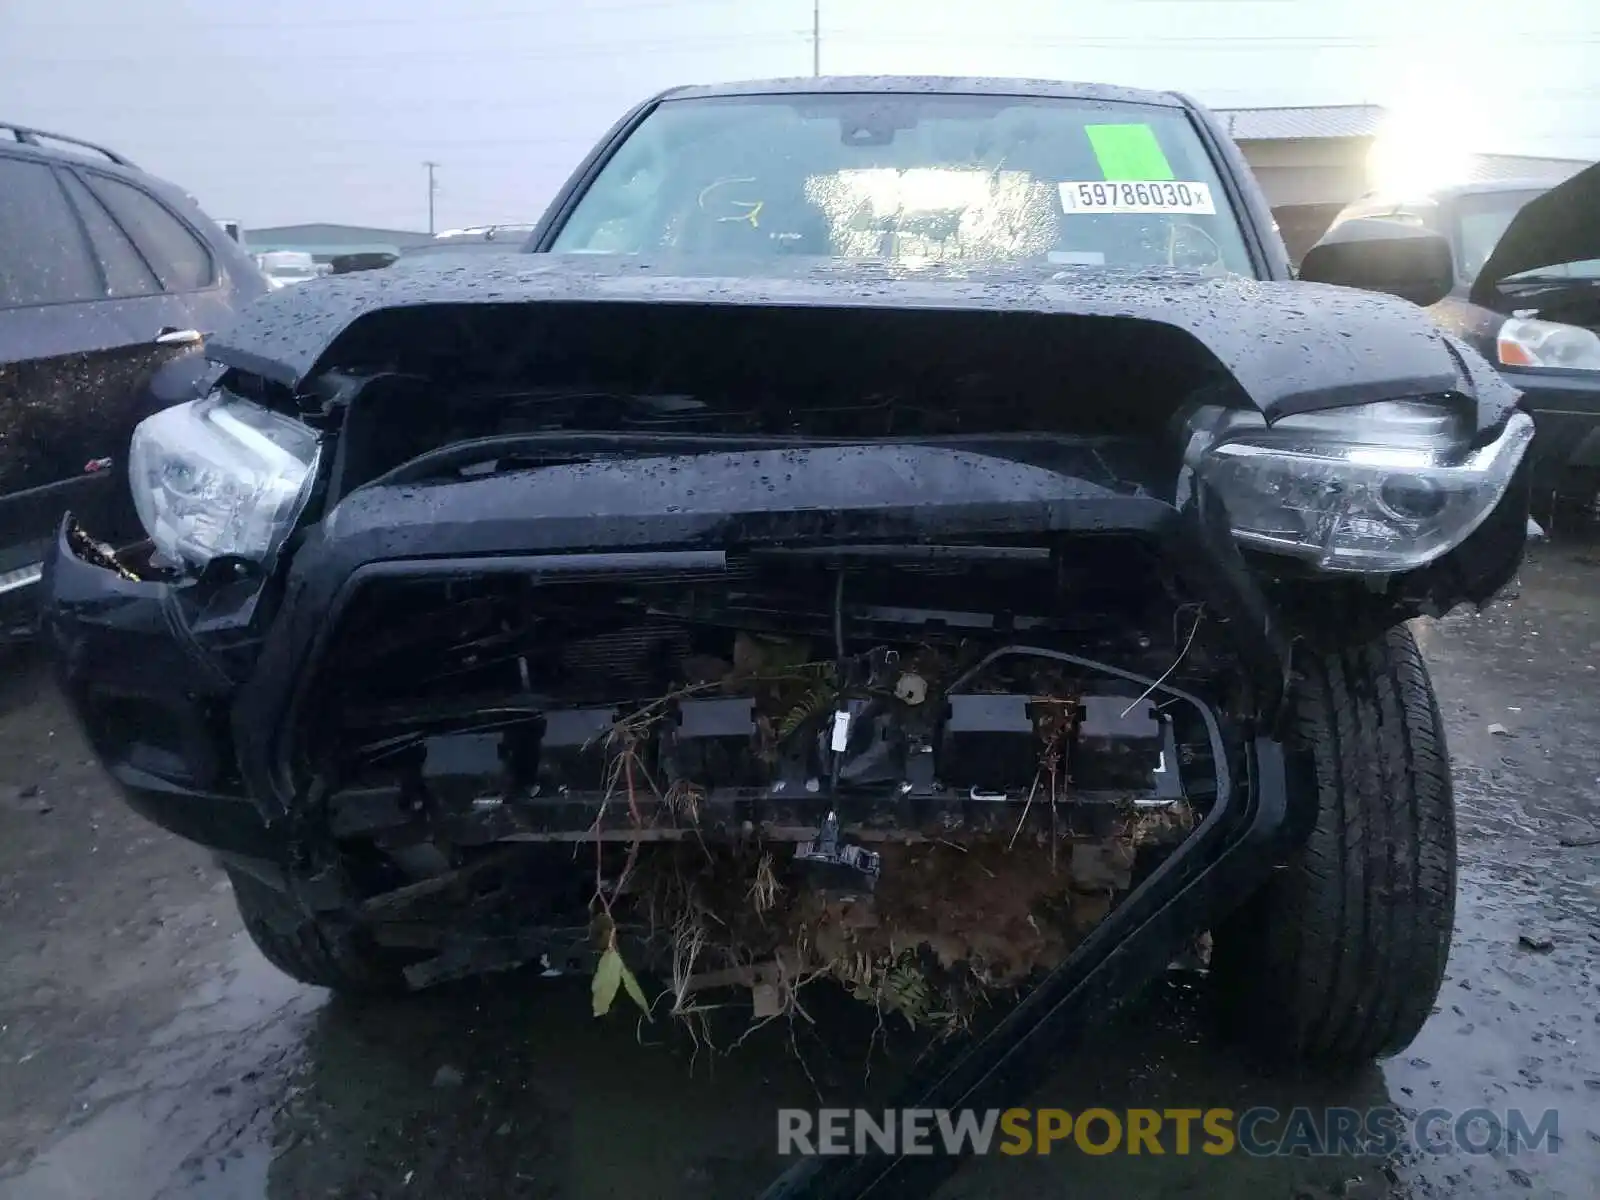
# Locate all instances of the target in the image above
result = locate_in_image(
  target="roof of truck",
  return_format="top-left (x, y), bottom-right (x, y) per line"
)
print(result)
top-left (656, 75), bottom-right (1188, 109)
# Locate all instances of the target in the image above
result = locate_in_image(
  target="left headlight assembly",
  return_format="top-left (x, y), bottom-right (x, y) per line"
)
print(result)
top-left (1199, 400), bottom-right (1533, 573)
top-left (128, 391), bottom-right (321, 570)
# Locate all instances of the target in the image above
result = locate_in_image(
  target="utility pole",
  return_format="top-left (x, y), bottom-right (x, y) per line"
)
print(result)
top-left (423, 161), bottom-right (440, 235)
top-left (811, 0), bottom-right (820, 76)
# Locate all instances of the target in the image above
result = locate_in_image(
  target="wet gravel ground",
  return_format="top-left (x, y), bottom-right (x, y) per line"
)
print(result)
top-left (1, 540), bottom-right (1597, 1200)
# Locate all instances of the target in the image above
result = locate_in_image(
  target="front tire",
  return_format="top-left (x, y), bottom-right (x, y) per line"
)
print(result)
top-left (227, 866), bottom-right (410, 995)
top-left (1213, 624), bottom-right (1455, 1067)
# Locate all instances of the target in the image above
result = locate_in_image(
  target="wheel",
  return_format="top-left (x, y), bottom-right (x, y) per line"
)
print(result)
top-left (226, 866), bottom-right (410, 995)
top-left (1212, 623), bottom-right (1455, 1067)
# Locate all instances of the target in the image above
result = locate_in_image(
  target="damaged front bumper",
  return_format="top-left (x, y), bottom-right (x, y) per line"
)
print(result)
top-left (39, 432), bottom-right (1521, 1008)
top-left (43, 440), bottom-right (1292, 856)
top-left (43, 524), bottom-right (286, 863)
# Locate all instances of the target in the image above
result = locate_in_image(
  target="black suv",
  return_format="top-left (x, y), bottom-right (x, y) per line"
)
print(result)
top-left (0, 123), bottom-right (267, 637)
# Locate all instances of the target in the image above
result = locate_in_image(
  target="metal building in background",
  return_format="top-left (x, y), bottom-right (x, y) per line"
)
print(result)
top-left (1214, 104), bottom-right (1591, 262)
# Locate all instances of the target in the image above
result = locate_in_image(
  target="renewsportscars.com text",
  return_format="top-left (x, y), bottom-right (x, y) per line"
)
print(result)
top-left (777, 1106), bottom-right (1561, 1158)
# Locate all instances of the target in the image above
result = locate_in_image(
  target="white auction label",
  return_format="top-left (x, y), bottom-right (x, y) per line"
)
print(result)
top-left (830, 709), bottom-right (852, 752)
top-left (1059, 180), bottom-right (1217, 215)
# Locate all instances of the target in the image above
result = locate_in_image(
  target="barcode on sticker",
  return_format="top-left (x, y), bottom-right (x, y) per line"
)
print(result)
top-left (1059, 180), bottom-right (1216, 215)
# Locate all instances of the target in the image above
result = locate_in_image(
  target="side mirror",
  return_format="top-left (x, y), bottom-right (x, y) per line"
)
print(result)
top-left (1298, 218), bottom-right (1456, 307)
top-left (329, 252), bottom-right (399, 275)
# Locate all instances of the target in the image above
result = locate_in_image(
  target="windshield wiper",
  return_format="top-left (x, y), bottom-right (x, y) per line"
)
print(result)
top-left (1499, 267), bottom-right (1600, 286)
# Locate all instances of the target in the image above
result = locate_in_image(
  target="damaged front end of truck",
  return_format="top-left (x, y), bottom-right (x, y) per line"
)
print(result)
top-left (43, 262), bottom-right (1530, 1038)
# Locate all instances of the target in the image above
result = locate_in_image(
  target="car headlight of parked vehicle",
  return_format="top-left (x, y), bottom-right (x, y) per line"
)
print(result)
top-left (128, 392), bottom-right (320, 569)
top-left (1200, 400), bottom-right (1534, 573)
top-left (1496, 316), bottom-right (1600, 372)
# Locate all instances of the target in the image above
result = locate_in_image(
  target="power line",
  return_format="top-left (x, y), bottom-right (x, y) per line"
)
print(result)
top-left (1, 0), bottom-right (756, 34)
top-left (6, 0), bottom-right (1597, 42)
top-left (8, 31), bottom-right (1600, 70)
top-left (0, 32), bottom-right (811, 67)
top-left (825, 30), bottom-right (1600, 48)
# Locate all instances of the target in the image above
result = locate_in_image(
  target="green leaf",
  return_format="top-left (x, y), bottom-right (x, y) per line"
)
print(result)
top-left (885, 961), bottom-right (931, 1028)
top-left (619, 958), bottom-right (652, 1020)
top-left (592, 946), bottom-right (623, 1017)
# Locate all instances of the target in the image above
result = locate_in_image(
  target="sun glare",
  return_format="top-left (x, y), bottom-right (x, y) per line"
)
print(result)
top-left (1366, 109), bottom-right (1477, 199)
top-left (1364, 66), bottom-right (1497, 199)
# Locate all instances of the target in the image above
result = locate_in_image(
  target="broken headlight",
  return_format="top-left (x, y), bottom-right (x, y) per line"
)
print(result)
top-left (128, 392), bottom-right (320, 569)
top-left (1200, 400), bottom-right (1533, 572)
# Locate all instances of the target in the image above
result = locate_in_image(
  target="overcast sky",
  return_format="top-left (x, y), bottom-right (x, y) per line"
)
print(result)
top-left (3, 0), bottom-right (1596, 231)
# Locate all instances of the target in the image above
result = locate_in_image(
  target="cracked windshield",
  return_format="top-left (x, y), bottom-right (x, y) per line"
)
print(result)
top-left (552, 96), bottom-right (1253, 273)
top-left (2, 3), bottom-right (1598, 1200)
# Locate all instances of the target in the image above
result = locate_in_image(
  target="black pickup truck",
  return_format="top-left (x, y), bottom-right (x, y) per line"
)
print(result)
top-left (37, 74), bottom-right (1532, 1198)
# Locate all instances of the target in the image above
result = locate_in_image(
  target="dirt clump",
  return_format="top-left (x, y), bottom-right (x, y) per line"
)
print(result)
top-left (631, 830), bottom-right (1149, 1035)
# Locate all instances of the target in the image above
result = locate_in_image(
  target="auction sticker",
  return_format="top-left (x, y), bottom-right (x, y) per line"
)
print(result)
top-left (1059, 180), bottom-right (1217, 215)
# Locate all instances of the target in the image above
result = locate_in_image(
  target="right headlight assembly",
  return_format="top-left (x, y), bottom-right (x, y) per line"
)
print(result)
top-left (1198, 400), bottom-right (1534, 573)
top-left (128, 391), bottom-right (321, 570)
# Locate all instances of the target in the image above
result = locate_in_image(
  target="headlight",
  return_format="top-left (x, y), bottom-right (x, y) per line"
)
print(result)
top-left (1497, 316), bottom-right (1600, 371)
top-left (128, 392), bottom-right (320, 569)
top-left (1199, 400), bottom-right (1533, 572)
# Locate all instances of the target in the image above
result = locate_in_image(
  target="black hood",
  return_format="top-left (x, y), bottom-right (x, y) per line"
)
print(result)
top-left (1470, 161), bottom-right (1600, 307)
top-left (208, 255), bottom-right (1514, 425)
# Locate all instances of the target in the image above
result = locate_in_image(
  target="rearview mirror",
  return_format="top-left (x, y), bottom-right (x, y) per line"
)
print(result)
top-left (1298, 218), bottom-right (1456, 307)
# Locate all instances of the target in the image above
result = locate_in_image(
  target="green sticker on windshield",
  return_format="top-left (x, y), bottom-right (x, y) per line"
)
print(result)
top-left (1084, 124), bottom-right (1176, 182)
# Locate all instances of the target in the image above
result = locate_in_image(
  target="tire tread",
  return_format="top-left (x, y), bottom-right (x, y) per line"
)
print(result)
top-left (1215, 624), bottom-right (1455, 1066)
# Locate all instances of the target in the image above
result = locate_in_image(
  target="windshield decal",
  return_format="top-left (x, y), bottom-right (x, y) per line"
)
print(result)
top-left (1059, 180), bottom-right (1217, 216)
top-left (1084, 123), bottom-right (1176, 182)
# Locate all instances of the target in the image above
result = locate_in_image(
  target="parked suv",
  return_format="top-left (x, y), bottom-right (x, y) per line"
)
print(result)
top-left (0, 123), bottom-right (267, 637)
top-left (1319, 166), bottom-right (1600, 511)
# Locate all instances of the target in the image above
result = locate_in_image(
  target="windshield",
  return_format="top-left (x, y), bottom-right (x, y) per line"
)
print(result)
top-left (1456, 189), bottom-right (1600, 282)
top-left (550, 94), bottom-right (1255, 276)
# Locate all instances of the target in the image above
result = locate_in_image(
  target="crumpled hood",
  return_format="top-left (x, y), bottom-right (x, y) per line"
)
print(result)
top-left (208, 255), bottom-right (1516, 425)
top-left (1470, 161), bottom-right (1600, 307)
